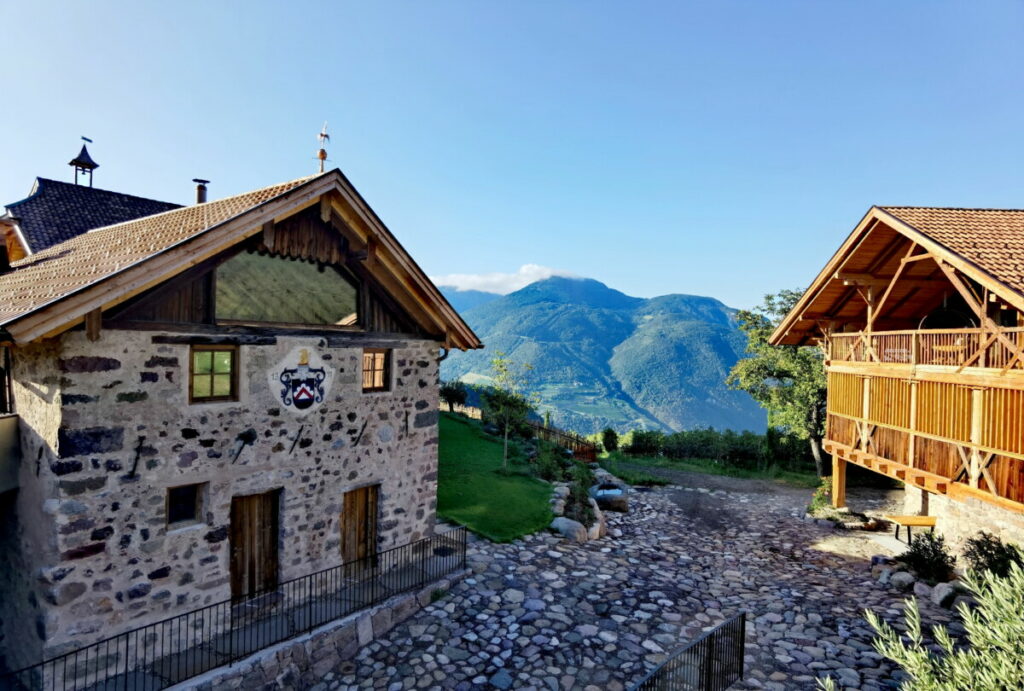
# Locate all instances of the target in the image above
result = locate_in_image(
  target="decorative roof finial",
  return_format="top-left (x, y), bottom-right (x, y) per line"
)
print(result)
top-left (69, 136), bottom-right (99, 187)
top-left (316, 122), bottom-right (330, 173)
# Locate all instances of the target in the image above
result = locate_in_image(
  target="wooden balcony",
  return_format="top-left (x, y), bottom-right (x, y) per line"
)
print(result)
top-left (829, 328), bottom-right (1024, 372)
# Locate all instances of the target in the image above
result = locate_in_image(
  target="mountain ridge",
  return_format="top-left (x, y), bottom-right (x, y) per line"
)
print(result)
top-left (441, 276), bottom-right (766, 434)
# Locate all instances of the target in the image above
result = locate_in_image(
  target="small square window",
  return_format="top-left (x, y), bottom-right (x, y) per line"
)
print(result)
top-left (362, 349), bottom-right (391, 392)
top-left (190, 345), bottom-right (238, 402)
top-left (167, 483), bottom-right (205, 526)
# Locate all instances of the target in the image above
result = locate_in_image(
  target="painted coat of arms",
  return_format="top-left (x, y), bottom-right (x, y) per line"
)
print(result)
top-left (270, 347), bottom-right (333, 415)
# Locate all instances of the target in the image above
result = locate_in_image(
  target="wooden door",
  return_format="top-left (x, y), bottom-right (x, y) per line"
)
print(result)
top-left (341, 485), bottom-right (379, 565)
top-left (230, 491), bottom-right (280, 598)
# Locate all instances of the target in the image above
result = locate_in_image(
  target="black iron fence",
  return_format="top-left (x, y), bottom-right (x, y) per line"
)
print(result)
top-left (631, 612), bottom-right (746, 691)
top-left (0, 528), bottom-right (467, 691)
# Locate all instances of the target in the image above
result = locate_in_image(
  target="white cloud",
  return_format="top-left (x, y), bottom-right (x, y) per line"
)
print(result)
top-left (431, 264), bottom-right (576, 295)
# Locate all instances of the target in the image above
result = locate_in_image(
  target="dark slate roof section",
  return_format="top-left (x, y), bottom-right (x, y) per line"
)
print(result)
top-left (3, 178), bottom-right (181, 252)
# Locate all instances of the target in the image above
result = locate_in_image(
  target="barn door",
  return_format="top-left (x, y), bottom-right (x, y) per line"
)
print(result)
top-left (341, 484), bottom-right (379, 566)
top-left (230, 491), bottom-right (280, 599)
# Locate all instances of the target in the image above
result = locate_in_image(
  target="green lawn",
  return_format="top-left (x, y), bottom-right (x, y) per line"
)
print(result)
top-left (437, 413), bottom-right (553, 542)
top-left (602, 451), bottom-right (820, 489)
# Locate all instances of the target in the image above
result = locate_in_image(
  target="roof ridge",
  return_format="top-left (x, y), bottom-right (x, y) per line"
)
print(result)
top-left (80, 174), bottom-right (321, 237)
top-left (5, 177), bottom-right (181, 211)
top-left (880, 205), bottom-right (1024, 213)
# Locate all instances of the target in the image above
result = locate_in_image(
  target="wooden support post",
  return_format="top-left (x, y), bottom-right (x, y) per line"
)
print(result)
top-left (908, 381), bottom-right (918, 468)
top-left (85, 309), bottom-right (102, 342)
top-left (860, 376), bottom-right (871, 451)
top-left (832, 455), bottom-right (847, 509)
top-left (969, 388), bottom-right (984, 488)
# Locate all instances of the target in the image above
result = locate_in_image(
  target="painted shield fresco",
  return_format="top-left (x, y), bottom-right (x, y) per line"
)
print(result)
top-left (270, 346), bottom-right (333, 415)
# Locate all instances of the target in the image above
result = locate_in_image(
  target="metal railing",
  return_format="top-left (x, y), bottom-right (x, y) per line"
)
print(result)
top-left (0, 528), bottom-right (467, 691)
top-left (829, 328), bottom-right (1024, 370)
top-left (631, 613), bottom-right (746, 691)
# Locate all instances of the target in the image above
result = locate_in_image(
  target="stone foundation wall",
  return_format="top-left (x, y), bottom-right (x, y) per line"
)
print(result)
top-left (7, 329), bottom-right (441, 661)
top-left (904, 486), bottom-right (1024, 552)
top-left (181, 570), bottom-right (468, 691)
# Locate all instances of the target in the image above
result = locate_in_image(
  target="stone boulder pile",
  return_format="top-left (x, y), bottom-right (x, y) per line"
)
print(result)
top-left (870, 555), bottom-right (976, 611)
top-left (547, 481), bottom-right (607, 542)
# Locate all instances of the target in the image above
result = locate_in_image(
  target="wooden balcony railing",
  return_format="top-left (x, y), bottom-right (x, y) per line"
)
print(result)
top-left (829, 328), bottom-right (1024, 371)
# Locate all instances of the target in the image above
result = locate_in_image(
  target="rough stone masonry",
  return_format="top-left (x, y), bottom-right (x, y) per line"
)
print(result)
top-left (0, 329), bottom-right (440, 671)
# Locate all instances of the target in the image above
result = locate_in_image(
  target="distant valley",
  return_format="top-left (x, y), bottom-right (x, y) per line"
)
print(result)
top-left (439, 277), bottom-right (766, 435)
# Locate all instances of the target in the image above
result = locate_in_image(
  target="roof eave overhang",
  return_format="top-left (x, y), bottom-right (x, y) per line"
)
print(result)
top-left (769, 206), bottom-right (1024, 347)
top-left (2, 171), bottom-right (483, 350)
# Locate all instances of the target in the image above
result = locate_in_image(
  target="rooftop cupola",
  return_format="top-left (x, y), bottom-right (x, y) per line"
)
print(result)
top-left (69, 137), bottom-right (99, 187)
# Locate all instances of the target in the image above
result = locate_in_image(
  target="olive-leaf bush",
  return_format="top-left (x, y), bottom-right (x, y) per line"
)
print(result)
top-left (819, 563), bottom-right (1024, 690)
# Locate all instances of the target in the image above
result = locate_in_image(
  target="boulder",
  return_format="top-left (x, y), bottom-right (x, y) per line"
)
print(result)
top-left (931, 582), bottom-right (959, 608)
top-left (890, 571), bottom-right (916, 591)
top-left (913, 582), bottom-right (933, 599)
top-left (587, 500), bottom-right (607, 540)
top-left (550, 517), bottom-right (587, 542)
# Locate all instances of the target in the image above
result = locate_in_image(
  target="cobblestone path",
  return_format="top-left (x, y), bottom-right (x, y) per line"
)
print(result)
top-left (332, 475), bottom-right (956, 691)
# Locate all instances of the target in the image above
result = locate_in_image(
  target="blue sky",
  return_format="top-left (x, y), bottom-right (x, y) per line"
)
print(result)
top-left (1, 1), bottom-right (1021, 308)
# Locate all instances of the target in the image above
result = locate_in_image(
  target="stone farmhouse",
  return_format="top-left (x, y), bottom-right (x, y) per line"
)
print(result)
top-left (0, 147), bottom-right (481, 674)
top-left (772, 206), bottom-right (1024, 547)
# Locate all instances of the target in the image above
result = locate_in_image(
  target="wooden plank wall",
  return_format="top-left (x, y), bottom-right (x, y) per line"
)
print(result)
top-left (982, 388), bottom-right (1024, 455)
top-left (917, 381), bottom-right (971, 443)
top-left (827, 372), bottom-right (863, 418)
top-left (869, 377), bottom-right (911, 429)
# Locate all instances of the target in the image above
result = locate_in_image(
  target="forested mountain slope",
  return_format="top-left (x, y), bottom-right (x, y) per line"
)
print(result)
top-left (441, 277), bottom-right (766, 434)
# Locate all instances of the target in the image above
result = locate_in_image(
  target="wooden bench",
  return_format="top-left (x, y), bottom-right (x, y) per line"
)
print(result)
top-left (884, 515), bottom-right (937, 543)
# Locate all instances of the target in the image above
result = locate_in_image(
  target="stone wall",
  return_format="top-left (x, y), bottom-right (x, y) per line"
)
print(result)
top-left (6, 329), bottom-right (441, 661)
top-left (904, 486), bottom-right (1024, 552)
top-left (0, 339), bottom-right (63, 671)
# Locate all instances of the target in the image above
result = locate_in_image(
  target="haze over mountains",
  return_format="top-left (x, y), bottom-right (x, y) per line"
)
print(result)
top-left (439, 277), bottom-right (766, 435)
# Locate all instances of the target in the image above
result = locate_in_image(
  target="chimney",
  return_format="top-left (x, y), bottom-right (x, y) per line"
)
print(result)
top-left (193, 179), bottom-right (209, 204)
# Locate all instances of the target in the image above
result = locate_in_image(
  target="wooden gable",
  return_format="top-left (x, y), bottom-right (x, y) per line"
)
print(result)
top-left (773, 208), bottom-right (1024, 346)
top-left (108, 206), bottom-right (423, 337)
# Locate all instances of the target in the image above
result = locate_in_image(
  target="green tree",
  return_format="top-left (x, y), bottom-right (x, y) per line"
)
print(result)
top-left (601, 427), bottom-right (619, 453)
top-left (727, 289), bottom-right (828, 476)
top-left (821, 563), bottom-right (1024, 690)
top-left (439, 379), bottom-right (468, 412)
top-left (481, 352), bottom-right (538, 471)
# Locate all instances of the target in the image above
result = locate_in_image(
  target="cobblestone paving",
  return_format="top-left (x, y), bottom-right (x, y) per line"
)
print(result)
top-left (333, 477), bottom-right (957, 691)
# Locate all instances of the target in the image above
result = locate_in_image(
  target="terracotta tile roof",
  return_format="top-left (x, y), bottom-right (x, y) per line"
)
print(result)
top-left (879, 206), bottom-right (1024, 298)
top-left (3, 178), bottom-right (182, 252)
top-left (0, 175), bottom-right (316, 326)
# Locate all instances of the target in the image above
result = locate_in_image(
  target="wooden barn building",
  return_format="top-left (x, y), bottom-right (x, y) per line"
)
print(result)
top-left (772, 206), bottom-right (1024, 548)
top-left (0, 146), bottom-right (481, 680)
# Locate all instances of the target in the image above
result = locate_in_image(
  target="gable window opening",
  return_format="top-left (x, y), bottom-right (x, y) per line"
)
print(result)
top-left (0, 346), bottom-right (12, 415)
top-left (190, 345), bottom-right (238, 403)
top-left (167, 483), bottom-right (206, 526)
top-left (362, 349), bottom-right (391, 393)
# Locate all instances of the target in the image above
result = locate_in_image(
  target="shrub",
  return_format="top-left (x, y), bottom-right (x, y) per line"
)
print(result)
top-left (898, 532), bottom-right (956, 583)
top-left (808, 477), bottom-right (832, 514)
top-left (534, 444), bottom-right (565, 482)
top-left (963, 531), bottom-right (1024, 578)
top-left (601, 427), bottom-right (619, 453)
top-left (565, 461), bottom-right (596, 527)
top-left (835, 563), bottom-right (1024, 690)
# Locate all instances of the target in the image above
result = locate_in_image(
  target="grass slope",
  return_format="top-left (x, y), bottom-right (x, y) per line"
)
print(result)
top-left (437, 413), bottom-right (552, 542)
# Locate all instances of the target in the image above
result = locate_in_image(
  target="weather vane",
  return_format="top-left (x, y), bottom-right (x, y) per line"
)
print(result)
top-left (316, 122), bottom-right (330, 173)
